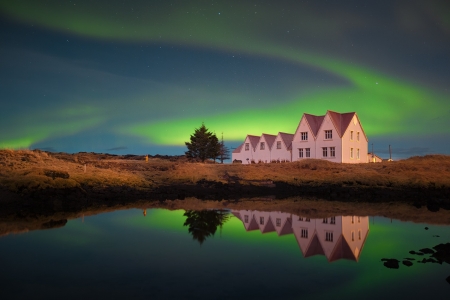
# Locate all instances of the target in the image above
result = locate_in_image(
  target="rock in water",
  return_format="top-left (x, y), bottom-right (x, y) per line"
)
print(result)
top-left (402, 260), bottom-right (413, 267)
top-left (381, 258), bottom-right (400, 269)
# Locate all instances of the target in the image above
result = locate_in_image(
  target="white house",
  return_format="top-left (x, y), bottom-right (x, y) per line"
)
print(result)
top-left (232, 135), bottom-right (260, 163)
top-left (232, 110), bottom-right (368, 164)
top-left (232, 210), bottom-right (370, 262)
top-left (271, 132), bottom-right (294, 162)
top-left (253, 134), bottom-right (276, 163)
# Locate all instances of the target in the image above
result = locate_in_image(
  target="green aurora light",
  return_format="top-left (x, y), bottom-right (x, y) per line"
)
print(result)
top-left (0, 1), bottom-right (448, 149)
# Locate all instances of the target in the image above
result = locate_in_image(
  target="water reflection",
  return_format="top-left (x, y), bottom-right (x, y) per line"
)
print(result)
top-left (232, 210), bottom-right (369, 262)
top-left (183, 209), bottom-right (230, 245)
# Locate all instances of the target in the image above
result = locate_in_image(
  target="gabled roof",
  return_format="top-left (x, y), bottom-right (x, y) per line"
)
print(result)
top-left (260, 134), bottom-right (277, 150)
top-left (304, 234), bottom-right (325, 258)
top-left (327, 110), bottom-right (356, 138)
top-left (261, 217), bottom-right (276, 233)
top-left (245, 135), bottom-right (260, 150)
top-left (232, 143), bottom-right (243, 154)
top-left (328, 235), bottom-right (357, 262)
top-left (278, 218), bottom-right (294, 236)
top-left (278, 132), bottom-right (294, 150)
top-left (304, 113), bottom-right (325, 138)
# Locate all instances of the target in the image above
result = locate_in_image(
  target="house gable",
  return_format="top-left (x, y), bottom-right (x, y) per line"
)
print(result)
top-left (294, 113), bottom-right (324, 142)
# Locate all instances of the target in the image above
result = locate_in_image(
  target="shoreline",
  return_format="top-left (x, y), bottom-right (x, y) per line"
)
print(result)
top-left (1, 150), bottom-right (450, 220)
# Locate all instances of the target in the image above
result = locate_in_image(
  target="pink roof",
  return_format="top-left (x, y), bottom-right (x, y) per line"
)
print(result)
top-left (232, 143), bottom-right (243, 154)
top-left (278, 132), bottom-right (294, 150)
top-left (328, 236), bottom-right (358, 262)
top-left (327, 110), bottom-right (356, 138)
top-left (260, 134), bottom-right (277, 150)
top-left (304, 114), bottom-right (325, 137)
top-left (247, 135), bottom-right (260, 150)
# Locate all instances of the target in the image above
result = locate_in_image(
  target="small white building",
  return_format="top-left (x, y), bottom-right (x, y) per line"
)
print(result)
top-left (232, 110), bottom-right (368, 164)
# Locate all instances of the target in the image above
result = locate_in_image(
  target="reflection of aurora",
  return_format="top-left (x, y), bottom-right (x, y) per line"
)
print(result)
top-left (232, 210), bottom-right (369, 262)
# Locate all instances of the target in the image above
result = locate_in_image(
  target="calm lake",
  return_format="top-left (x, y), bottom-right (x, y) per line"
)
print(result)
top-left (1, 208), bottom-right (449, 299)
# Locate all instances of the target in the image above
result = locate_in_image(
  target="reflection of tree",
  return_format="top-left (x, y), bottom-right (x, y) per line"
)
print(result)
top-left (183, 210), bottom-right (230, 245)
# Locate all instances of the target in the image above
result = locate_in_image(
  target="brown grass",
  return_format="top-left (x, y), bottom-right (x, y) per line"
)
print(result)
top-left (1, 150), bottom-right (450, 195)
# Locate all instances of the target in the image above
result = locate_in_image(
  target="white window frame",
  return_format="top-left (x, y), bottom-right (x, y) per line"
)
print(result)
top-left (299, 148), bottom-right (304, 158)
top-left (301, 228), bottom-right (308, 238)
top-left (330, 147), bottom-right (335, 157)
top-left (260, 142), bottom-right (265, 150)
top-left (301, 132), bottom-right (308, 141)
top-left (325, 130), bottom-right (332, 140)
top-left (325, 231), bottom-right (334, 242)
top-left (305, 148), bottom-right (310, 158)
top-left (323, 147), bottom-right (328, 157)
top-left (350, 148), bottom-right (354, 159)
top-left (276, 141), bottom-right (281, 149)
top-left (245, 143), bottom-right (249, 151)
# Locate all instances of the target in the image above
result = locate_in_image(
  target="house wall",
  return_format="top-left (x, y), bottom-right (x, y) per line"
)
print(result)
top-left (341, 115), bottom-right (368, 164)
top-left (292, 117), bottom-right (316, 161)
top-left (271, 136), bottom-right (292, 162)
top-left (341, 216), bottom-right (369, 260)
top-left (315, 216), bottom-right (343, 258)
top-left (240, 136), bottom-right (256, 164)
top-left (315, 114), bottom-right (343, 163)
top-left (292, 216), bottom-right (318, 256)
top-left (253, 136), bottom-right (273, 163)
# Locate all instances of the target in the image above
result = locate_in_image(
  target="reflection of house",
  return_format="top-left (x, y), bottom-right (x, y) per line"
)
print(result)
top-left (232, 210), bottom-right (369, 262)
top-left (232, 110), bottom-right (368, 164)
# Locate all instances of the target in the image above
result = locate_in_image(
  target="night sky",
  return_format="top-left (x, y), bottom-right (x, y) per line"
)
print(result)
top-left (1, 0), bottom-right (449, 159)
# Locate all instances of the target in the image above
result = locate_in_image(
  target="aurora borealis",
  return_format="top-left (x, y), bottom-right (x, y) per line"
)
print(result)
top-left (1, 0), bottom-right (449, 158)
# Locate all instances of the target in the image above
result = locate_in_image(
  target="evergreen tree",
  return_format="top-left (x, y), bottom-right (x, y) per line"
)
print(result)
top-left (185, 123), bottom-right (220, 162)
top-left (217, 133), bottom-right (231, 163)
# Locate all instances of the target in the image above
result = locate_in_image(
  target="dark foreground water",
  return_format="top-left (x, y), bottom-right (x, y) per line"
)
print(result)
top-left (0, 208), bottom-right (449, 300)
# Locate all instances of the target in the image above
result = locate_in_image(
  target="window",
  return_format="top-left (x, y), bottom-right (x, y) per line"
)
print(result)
top-left (358, 216), bottom-right (361, 223)
top-left (323, 147), bottom-right (328, 157)
top-left (244, 215), bottom-right (249, 223)
top-left (301, 132), bottom-right (308, 141)
top-left (350, 148), bottom-right (354, 159)
top-left (325, 231), bottom-right (334, 242)
top-left (306, 148), bottom-right (310, 158)
top-left (245, 143), bottom-right (249, 151)
top-left (299, 148), bottom-right (304, 158)
top-left (357, 148), bottom-right (360, 160)
top-left (352, 231), bottom-right (355, 241)
top-left (351, 216), bottom-right (355, 224)
top-left (299, 217), bottom-right (303, 221)
top-left (276, 218), bottom-right (281, 227)
top-left (305, 218), bottom-right (310, 222)
top-left (330, 217), bottom-right (336, 224)
top-left (323, 218), bottom-right (328, 224)
top-left (301, 228), bottom-right (308, 238)
top-left (357, 132), bottom-right (360, 141)
top-left (330, 147), bottom-right (335, 157)
top-left (350, 131), bottom-right (354, 140)
top-left (260, 142), bottom-right (265, 150)
top-left (260, 217), bottom-right (264, 225)
top-left (325, 130), bottom-right (332, 139)
top-left (276, 141), bottom-right (281, 149)
top-left (358, 230), bottom-right (361, 240)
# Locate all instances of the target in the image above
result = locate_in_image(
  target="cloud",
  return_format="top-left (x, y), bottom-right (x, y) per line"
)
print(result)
top-left (106, 146), bottom-right (128, 151)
